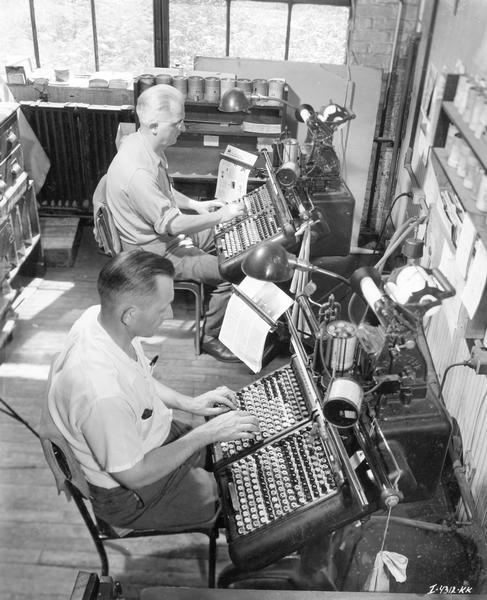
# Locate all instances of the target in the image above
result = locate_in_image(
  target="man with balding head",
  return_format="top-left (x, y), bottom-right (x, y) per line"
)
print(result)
top-left (48, 250), bottom-right (259, 530)
top-left (106, 84), bottom-right (244, 362)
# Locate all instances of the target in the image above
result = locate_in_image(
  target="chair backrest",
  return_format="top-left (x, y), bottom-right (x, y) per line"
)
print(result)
top-left (92, 175), bottom-right (122, 257)
top-left (39, 360), bottom-right (91, 500)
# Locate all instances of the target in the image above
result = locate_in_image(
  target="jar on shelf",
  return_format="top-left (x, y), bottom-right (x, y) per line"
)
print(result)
top-left (455, 140), bottom-right (470, 178)
top-left (447, 133), bottom-right (463, 169)
top-left (445, 123), bottom-right (459, 157)
top-left (463, 155), bottom-right (481, 193)
top-left (476, 173), bottom-right (487, 212)
top-left (469, 82), bottom-right (486, 132)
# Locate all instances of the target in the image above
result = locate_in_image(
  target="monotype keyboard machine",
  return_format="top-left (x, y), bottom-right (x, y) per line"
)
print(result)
top-left (212, 266), bottom-right (453, 571)
top-left (214, 151), bottom-right (297, 283)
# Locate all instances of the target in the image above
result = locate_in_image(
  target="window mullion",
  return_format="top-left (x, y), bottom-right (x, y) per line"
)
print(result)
top-left (89, 0), bottom-right (99, 71)
top-left (29, 0), bottom-right (41, 68)
top-left (225, 0), bottom-right (231, 56)
top-left (284, 1), bottom-right (293, 60)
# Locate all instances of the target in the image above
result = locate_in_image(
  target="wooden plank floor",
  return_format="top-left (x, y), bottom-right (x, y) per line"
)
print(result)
top-left (0, 226), bottom-right (287, 600)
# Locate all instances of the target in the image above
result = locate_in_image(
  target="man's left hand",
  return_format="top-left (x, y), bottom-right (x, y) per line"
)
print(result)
top-left (190, 386), bottom-right (238, 416)
top-left (194, 199), bottom-right (225, 214)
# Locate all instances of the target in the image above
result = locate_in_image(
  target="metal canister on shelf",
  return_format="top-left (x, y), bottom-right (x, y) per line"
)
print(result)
top-left (204, 76), bottom-right (221, 102)
top-left (464, 155), bottom-right (481, 193)
top-left (138, 74), bottom-right (155, 92)
top-left (220, 77), bottom-right (236, 95)
top-left (268, 78), bottom-right (285, 99)
top-left (474, 102), bottom-right (487, 140)
top-left (187, 75), bottom-right (205, 101)
top-left (237, 78), bottom-right (252, 96)
top-left (447, 133), bottom-right (462, 169)
top-left (252, 78), bottom-right (269, 96)
top-left (444, 124), bottom-right (459, 157)
top-left (155, 73), bottom-right (173, 85)
top-left (172, 75), bottom-right (188, 98)
top-left (455, 140), bottom-right (470, 178)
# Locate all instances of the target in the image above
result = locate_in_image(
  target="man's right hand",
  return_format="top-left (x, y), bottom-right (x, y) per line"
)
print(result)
top-left (201, 410), bottom-right (260, 443)
top-left (216, 202), bottom-right (246, 224)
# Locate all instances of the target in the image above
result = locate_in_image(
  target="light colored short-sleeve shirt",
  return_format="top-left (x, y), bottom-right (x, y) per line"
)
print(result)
top-left (106, 131), bottom-right (181, 249)
top-left (48, 305), bottom-right (173, 489)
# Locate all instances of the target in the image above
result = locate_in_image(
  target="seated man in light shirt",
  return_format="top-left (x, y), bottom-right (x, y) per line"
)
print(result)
top-left (48, 250), bottom-right (259, 530)
top-left (106, 84), bottom-right (245, 363)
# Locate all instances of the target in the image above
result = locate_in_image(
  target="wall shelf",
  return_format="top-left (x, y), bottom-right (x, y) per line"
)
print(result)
top-left (442, 101), bottom-right (487, 170)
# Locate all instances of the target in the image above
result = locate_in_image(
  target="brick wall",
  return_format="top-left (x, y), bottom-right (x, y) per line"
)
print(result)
top-left (348, 0), bottom-right (421, 238)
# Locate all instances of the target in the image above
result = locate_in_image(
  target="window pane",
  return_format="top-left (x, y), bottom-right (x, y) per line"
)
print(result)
top-left (33, 0), bottom-right (95, 74)
top-left (230, 1), bottom-right (287, 61)
top-left (170, 0), bottom-right (226, 71)
top-left (96, 0), bottom-right (153, 72)
top-left (0, 1), bottom-right (34, 70)
top-left (288, 5), bottom-right (349, 64)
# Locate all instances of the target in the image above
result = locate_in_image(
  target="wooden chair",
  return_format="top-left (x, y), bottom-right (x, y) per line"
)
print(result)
top-left (92, 177), bottom-right (205, 354)
top-left (39, 380), bottom-right (219, 586)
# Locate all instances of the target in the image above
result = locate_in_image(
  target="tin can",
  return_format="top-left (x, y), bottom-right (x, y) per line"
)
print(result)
top-left (237, 78), bottom-right (252, 96)
top-left (324, 320), bottom-right (357, 374)
top-left (172, 75), bottom-right (188, 98)
top-left (138, 74), bottom-right (155, 92)
top-left (155, 73), bottom-right (172, 85)
top-left (252, 78), bottom-right (269, 96)
top-left (268, 78), bottom-right (285, 99)
top-left (187, 75), bottom-right (204, 101)
top-left (220, 77), bottom-right (236, 95)
top-left (204, 76), bottom-right (221, 102)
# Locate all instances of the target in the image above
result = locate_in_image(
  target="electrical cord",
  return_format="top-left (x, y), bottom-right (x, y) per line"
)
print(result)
top-left (440, 361), bottom-right (472, 395)
top-left (373, 192), bottom-right (413, 254)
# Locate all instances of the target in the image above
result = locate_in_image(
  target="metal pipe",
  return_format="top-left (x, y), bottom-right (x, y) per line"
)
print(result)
top-left (89, 0), bottom-right (99, 72)
top-left (28, 0), bottom-right (41, 68)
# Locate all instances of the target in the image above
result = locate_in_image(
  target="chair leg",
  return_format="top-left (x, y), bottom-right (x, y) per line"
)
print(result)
top-left (194, 288), bottom-right (202, 356)
top-left (208, 526), bottom-right (218, 588)
top-left (70, 488), bottom-right (110, 576)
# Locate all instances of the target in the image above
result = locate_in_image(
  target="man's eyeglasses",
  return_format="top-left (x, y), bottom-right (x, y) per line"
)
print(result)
top-left (159, 118), bottom-right (184, 129)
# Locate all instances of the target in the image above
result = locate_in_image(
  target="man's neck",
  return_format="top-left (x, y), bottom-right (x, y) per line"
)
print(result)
top-left (98, 311), bottom-right (136, 360)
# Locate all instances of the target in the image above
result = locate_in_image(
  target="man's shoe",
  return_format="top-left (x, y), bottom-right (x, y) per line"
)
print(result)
top-left (202, 337), bottom-right (241, 363)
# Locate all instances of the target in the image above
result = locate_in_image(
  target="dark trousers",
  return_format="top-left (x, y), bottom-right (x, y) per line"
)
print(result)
top-left (88, 421), bottom-right (218, 531)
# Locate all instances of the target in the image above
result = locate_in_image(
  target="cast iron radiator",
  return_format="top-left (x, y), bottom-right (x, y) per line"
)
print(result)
top-left (20, 101), bottom-right (134, 215)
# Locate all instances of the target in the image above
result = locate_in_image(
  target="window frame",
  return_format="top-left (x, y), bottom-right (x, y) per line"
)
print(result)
top-left (25, 0), bottom-right (350, 71)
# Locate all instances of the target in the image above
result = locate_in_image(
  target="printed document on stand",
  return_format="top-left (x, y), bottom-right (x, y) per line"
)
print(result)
top-left (215, 145), bottom-right (258, 203)
top-left (219, 277), bottom-right (293, 372)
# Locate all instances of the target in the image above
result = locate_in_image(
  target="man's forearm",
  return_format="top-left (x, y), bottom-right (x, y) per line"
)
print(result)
top-left (153, 378), bottom-right (193, 412)
top-left (110, 425), bottom-right (210, 489)
top-left (167, 211), bottom-right (220, 235)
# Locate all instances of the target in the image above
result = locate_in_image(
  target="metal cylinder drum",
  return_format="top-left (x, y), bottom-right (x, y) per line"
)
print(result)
top-left (268, 78), bottom-right (285, 99)
top-left (323, 377), bottom-right (363, 428)
top-left (155, 73), bottom-right (173, 85)
top-left (172, 75), bottom-right (188, 98)
top-left (282, 138), bottom-right (299, 165)
top-left (252, 78), bottom-right (269, 96)
top-left (220, 77), bottom-right (236, 95)
top-left (324, 320), bottom-right (357, 374)
top-left (204, 76), bottom-right (221, 102)
top-left (187, 75), bottom-right (205, 101)
top-left (138, 74), bottom-right (155, 92)
top-left (237, 78), bottom-right (252, 96)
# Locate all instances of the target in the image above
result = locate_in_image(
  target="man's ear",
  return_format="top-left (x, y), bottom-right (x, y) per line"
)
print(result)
top-left (149, 122), bottom-right (158, 135)
top-left (121, 306), bottom-right (135, 326)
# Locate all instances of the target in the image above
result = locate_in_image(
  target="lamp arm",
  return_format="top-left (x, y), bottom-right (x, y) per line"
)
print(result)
top-left (252, 94), bottom-right (297, 110)
top-left (290, 257), bottom-right (350, 286)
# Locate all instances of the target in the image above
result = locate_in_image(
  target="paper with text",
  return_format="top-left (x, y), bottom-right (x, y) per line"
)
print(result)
top-left (219, 277), bottom-right (293, 372)
top-left (461, 239), bottom-right (487, 319)
top-left (215, 145), bottom-right (258, 203)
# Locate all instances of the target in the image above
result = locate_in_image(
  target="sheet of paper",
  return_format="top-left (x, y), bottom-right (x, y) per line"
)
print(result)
top-left (455, 213), bottom-right (476, 279)
top-left (219, 277), bottom-right (293, 373)
top-left (215, 145), bottom-right (258, 203)
top-left (461, 239), bottom-right (487, 319)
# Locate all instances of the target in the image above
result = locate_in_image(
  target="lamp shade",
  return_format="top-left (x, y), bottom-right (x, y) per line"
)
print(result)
top-left (218, 87), bottom-right (252, 112)
top-left (242, 242), bottom-right (294, 282)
